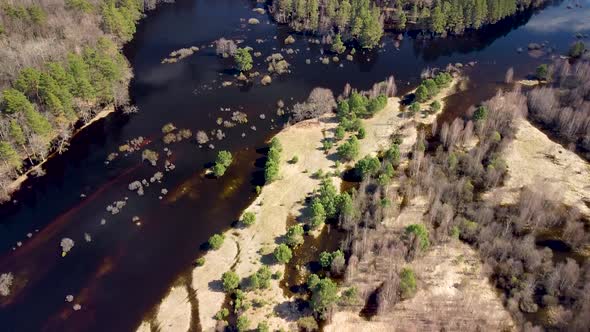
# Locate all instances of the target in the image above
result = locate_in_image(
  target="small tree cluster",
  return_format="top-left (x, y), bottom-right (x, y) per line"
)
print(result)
top-left (415, 71), bottom-right (452, 102)
top-left (264, 137), bottom-right (282, 183)
top-left (213, 150), bottom-right (233, 177)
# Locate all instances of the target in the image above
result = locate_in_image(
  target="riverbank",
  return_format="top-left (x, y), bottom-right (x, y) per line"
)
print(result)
top-left (3, 105), bottom-right (116, 201)
top-left (138, 76), bottom-right (461, 331)
top-left (485, 118), bottom-right (590, 217)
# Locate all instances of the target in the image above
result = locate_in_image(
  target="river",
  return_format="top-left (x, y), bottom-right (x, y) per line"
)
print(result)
top-left (0, 0), bottom-right (587, 331)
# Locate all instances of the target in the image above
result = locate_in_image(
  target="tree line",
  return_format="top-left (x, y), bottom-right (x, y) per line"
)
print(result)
top-left (269, 0), bottom-right (544, 48)
top-left (0, 0), bottom-right (157, 200)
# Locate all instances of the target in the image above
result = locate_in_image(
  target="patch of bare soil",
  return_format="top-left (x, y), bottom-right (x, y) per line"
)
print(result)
top-left (486, 118), bottom-right (590, 217)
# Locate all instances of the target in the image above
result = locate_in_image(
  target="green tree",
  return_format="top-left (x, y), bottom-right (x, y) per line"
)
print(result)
top-left (286, 224), bottom-right (305, 247)
top-left (68, 53), bottom-right (95, 100)
top-left (222, 270), bottom-right (240, 292)
top-left (359, 6), bottom-right (383, 49)
top-left (310, 277), bottom-right (338, 318)
top-left (398, 11), bottom-right (407, 29)
top-left (336, 192), bottom-right (353, 218)
top-left (473, 105), bottom-right (488, 121)
top-left (241, 211), bottom-right (256, 226)
top-left (430, 100), bottom-right (441, 113)
top-left (234, 48), bottom-right (253, 72)
top-left (9, 120), bottom-right (26, 147)
top-left (2, 89), bottom-right (34, 114)
top-left (536, 64), bottom-right (548, 80)
top-left (569, 41), bottom-right (586, 58)
top-left (331, 34), bottom-right (346, 54)
top-left (415, 84), bottom-right (429, 102)
top-left (337, 136), bottom-right (360, 161)
top-left (431, 3), bottom-right (446, 34)
top-left (336, 0), bottom-right (352, 30)
top-left (310, 197), bottom-right (326, 228)
top-left (0, 141), bottom-right (22, 172)
top-left (409, 102), bottom-right (420, 113)
top-left (307, 0), bottom-right (319, 30)
top-left (399, 267), bottom-right (417, 299)
top-left (14, 67), bottom-right (41, 98)
top-left (405, 224), bottom-right (430, 250)
top-left (355, 155), bottom-right (380, 179)
top-left (257, 321), bottom-right (270, 332)
top-left (209, 233), bottom-right (225, 250)
top-left (274, 244), bottom-right (293, 263)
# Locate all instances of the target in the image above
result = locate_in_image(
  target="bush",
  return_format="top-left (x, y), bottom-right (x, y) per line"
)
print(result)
top-left (208, 233), bottom-right (225, 250)
top-left (335, 125), bottom-right (345, 140)
top-left (310, 198), bottom-right (326, 228)
top-left (405, 224), bottom-right (430, 250)
top-left (367, 95), bottom-right (387, 114)
top-left (214, 308), bottom-right (229, 320)
top-left (286, 224), bottom-right (305, 247)
top-left (415, 85), bottom-right (429, 102)
top-left (384, 144), bottom-right (400, 165)
top-left (399, 267), bottom-right (417, 299)
top-left (536, 64), bottom-right (549, 80)
top-left (340, 287), bottom-right (359, 305)
top-left (357, 126), bottom-right (366, 139)
top-left (354, 155), bottom-right (380, 179)
top-left (473, 105), bottom-right (488, 121)
top-left (337, 136), bottom-right (360, 161)
top-left (265, 138), bottom-right (281, 183)
top-left (319, 250), bottom-right (344, 269)
top-left (236, 315), bottom-right (250, 332)
top-left (297, 316), bottom-right (319, 331)
top-left (409, 102), bottom-right (420, 113)
top-left (331, 34), bottom-right (346, 54)
top-left (213, 150), bottom-right (233, 177)
top-left (430, 100), bottom-right (441, 113)
top-left (195, 257), bottom-right (205, 266)
top-left (309, 277), bottom-right (338, 318)
top-left (241, 211), bottom-right (256, 226)
top-left (290, 155), bottom-right (299, 164)
top-left (234, 48), bottom-right (253, 72)
top-left (221, 271), bottom-right (240, 292)
top-left (257, 321), bottom-right (270, 332)
top-left (274, 244), bottom-right (292, 263)
top-left (569, 41), bottom-right (586, 58)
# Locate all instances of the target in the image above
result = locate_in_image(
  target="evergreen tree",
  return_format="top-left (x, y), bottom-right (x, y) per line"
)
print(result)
top-left (307, 0), bottom-right (319, 30)
top-left (336, 0), bottom-right (352, 30)
top-left (431, 3), bottom-right (446, 34)
top-left (0, 141), bottom-right (21, 172)
top-left (331, 34), bottom-right (346, 54)
top-left (234, 48), bottom-right (253, 72)
top-left (14, 67), bottom-right (41, 99)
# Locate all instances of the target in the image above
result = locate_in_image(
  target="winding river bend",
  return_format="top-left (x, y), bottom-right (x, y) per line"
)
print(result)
top-left (0, 0), bottom-right (588, 331)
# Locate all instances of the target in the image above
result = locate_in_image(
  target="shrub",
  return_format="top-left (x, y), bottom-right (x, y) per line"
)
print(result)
top-left (415, 85), bottom-right (429, 102)
top-left (309, 277), bottom-right (338, 318)
top-left (405, 224), bottom-right (430, 250)
top-left (213, 150), bottom-right (233, 177)
top-left (290, 155), bottom-right (299, 164)
top-left (265, 138), bottom-right (281, 183)
top-left (234, 48), bottom-right (253, 72)
top-left (241, 211), bottom-right (256, 226)
top-left (569, 41), bottom-right (586, 58)
top-left (367, 95), bottom-right (387, 114)
top-left (340, 287), bottom-right (359, 305)
top-left (536, 64), bottom-right (548, 80)
top-left (274, 244), bottom-right (292, 263)
top-left (409, 102), bottom-right (420, 113)
top-left (310, 198), bottom-right (326, 228)
top-left (236, 315), bottom-right (250, 332)
top-left (208, 233), bottom-right (225, 250)
top-left (399, 267), bottom-right (417, 299)
top-left (221, 271), bottom-right (240, 292)
top-left (195, 257), bottom-right (205, 266)
top-left (214, 308), bottom-right (229, 320)
top-left (430, 100), bottom-right (441, 113)
top-left (473, 105), bottom-right (488, 121)
top-left (286, 224), bottom-right (305, 247)
top-left (297, 316), bottom-right (319, 331)
top-left (257, 321), bottom-right (270, 332)
top-left (331, 34), bottom-right (346, 54)
top-left (384, 144), bottom-right (401, 165)
top-left (354, 155), bottom-right (380, 179)
top-left (335, 125), bottom-right (345, 140)
top-left (357, 126), bottom-right (366, 139)
top-left (337, 136), bottom-right (360, 161)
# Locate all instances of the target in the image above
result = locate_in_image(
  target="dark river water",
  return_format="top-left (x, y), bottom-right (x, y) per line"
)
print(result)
top-left (0, 0), bottom-right (588, 331)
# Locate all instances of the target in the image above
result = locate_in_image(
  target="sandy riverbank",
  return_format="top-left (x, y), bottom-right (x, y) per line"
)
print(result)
top-left (138, 78), bottom-right (461, 331)
top-left (485, 118), bottom-right (590, 217)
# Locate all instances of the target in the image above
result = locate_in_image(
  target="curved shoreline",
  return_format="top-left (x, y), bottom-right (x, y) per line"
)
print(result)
top-left (138, 77), bottom-right (461, 331)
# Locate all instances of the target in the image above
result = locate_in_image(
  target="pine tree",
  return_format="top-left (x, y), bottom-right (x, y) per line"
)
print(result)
top-left (68, 53), bottom-right (96, 101)
top-left (307, 0), bottom-right (319, 31)
top-left (431, 3), bottom-right (446, 34)
top-left (359, 6), bottom-right (382, 48)
top-left (14, 67), bottom-right (41, 99)
top-left (331, 34), bottom-right (346, 54)
top-left (0, 141), bottom-right (22, 172)
top-left (336, 0), bottom-right (352, 31)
